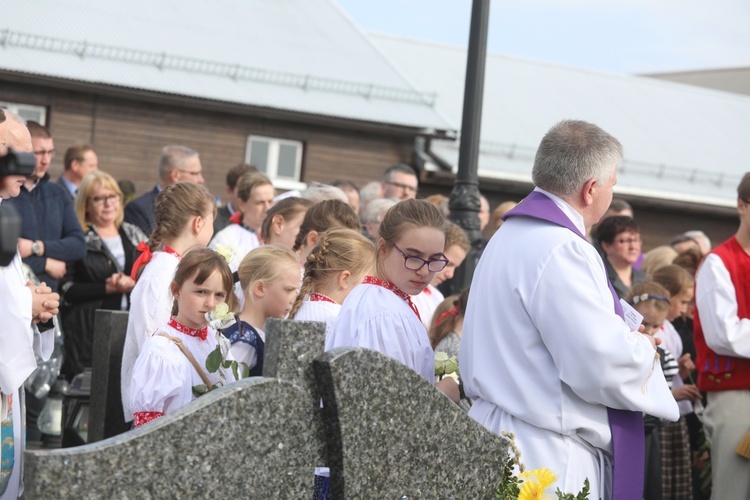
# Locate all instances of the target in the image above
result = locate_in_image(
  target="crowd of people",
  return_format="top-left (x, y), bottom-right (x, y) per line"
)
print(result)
top-left (1, 109), bottom-right (748, 499)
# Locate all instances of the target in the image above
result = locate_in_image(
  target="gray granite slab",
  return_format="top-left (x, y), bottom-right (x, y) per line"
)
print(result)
top-left (88, 310), bottom-right (131, 442)
top-left (25, 377), bottom-right (323, 499)
top-left (314, 347), bottom-right (508, 498)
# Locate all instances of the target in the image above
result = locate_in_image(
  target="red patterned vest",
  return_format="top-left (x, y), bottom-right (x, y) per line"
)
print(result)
top-left (694, 236), bottom-right (750, 391)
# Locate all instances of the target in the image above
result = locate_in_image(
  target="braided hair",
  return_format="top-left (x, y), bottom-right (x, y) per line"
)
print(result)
top-left (288, 228), bottom-right (375, 318)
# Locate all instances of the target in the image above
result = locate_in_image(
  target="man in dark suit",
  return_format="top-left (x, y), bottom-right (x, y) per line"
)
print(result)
top-left (214, 163), bottom-right (257, 235)
top-left (124, 145), bottom-right (203, 235)
top-left (58, 144), bottom-right (99, 199)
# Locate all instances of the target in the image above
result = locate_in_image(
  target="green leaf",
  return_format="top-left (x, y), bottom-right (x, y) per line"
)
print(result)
top-left (222, 360), bottom-right (233, 369)
top-left (232, 362), bottom-right (240, 381)
top-left (206, 348), bottom-right (223, 373)
top-left (192, 384), bottom-right (207, 397)
top-left (240, 363), bottom-right (250, 379)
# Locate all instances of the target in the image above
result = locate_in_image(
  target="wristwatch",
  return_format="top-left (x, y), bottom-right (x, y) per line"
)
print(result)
top-left (31, 241), bottom-right (42, 256)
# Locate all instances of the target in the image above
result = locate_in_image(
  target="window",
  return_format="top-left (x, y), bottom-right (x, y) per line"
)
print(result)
top-left (0, 101), bottom-right (47, 125)
top-left (245, 135), bottom-right (305, 190)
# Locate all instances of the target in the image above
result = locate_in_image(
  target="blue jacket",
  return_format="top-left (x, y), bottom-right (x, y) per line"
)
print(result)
top-left (123, 185), bottom-right (159, 236)
top-left (6, 174), bottom-right (86, 290)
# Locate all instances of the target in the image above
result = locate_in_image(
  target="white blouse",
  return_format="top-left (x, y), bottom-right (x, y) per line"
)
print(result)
top-left (293, 296), bottom-right (341, 340)
top-left (130, 320), bottom-right (225, 424)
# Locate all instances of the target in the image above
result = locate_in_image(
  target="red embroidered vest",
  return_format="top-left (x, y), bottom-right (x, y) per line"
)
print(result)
top-left (694, 236), bottom-right (750, 391)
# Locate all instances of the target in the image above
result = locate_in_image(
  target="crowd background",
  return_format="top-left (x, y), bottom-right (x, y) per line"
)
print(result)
top-left (3, 110), bottom-right (748, 499)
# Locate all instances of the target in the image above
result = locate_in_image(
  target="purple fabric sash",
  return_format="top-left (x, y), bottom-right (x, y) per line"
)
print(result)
top-left (503, 190), bottom-right (644, 500)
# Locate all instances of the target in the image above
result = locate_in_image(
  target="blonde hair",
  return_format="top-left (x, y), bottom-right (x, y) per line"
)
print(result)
top-left (237, 244), bottom-right (300, 295)
top-left (651, 264), bottom-right (694, 298)
top-left (625, 281), bottom-right (671, 315)
top-left (170, 248), bottom-right (237, 316)
top-left (75, 170), bottom-right (124, 229)
top-left (641, 245), bottom-right (678, 276)
top-left (288, 228), bottom-right (375, 318)
top-left (148, 182), bottom-right (215, 253)
top-left (445, 221), bottom-right (470, 252)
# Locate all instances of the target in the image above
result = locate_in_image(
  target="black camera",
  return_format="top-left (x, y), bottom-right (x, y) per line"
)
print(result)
top-left (1, 148), bottom-right (36, 266)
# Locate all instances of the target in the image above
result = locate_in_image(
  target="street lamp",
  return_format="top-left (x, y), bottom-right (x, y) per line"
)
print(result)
top-left (447, 0), bottom-right (491, 293)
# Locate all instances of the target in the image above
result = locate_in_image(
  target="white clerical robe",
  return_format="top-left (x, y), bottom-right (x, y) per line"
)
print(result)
top-left (0, 246), bottom-right (53, 499)
top-left (293, 298), bottom-right (341, 340)
top-left (460, 189), bottom-right (678, 498)
top-left (411, 284), bottom-right (444, 330)
top-left (120, 251), bottom-right (179, 422)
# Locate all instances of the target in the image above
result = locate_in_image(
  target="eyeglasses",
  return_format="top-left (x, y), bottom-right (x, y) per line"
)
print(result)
top-left (615, 237), bottom-right (641, 246)
top-left (384, 181), bottom-right (417, 193)
top-left (33, 149), bottom-right (56, 158)
top-left (393, 243), bottom-right (448, 272)
top-left (89, 194), bottom-right (120, 205)
top-left (179, 169), bottom-right (203, 177)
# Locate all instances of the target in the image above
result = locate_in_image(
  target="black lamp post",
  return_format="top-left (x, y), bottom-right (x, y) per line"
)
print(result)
top-left (447, 0), bottom-right (491, 293)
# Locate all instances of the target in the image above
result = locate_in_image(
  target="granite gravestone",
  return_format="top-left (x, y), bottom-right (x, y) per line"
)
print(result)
top-left (314, 347), bottom-right (508, 498)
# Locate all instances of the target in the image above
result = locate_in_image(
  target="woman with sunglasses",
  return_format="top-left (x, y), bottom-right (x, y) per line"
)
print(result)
top-left (327, 199), bottom-right (459, 402)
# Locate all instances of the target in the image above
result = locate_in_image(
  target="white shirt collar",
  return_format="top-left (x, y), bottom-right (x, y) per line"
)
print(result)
top-left (533, 187), bottom-right (586, 236)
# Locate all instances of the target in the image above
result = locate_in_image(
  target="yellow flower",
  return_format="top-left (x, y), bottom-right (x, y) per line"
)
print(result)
top-left (517, 468), bottom-right (557, 500)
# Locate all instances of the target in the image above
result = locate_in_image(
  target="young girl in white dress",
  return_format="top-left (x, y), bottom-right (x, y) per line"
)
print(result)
top-left (221, 245), bottom-right (301, 375)
top-left (130, 248), bottom-right (235, 427)
top-left (121, 182), bottom-right (216, 423)
top-left (327, 198), bottom-right (460, 402)
top-left (288, 228), bottom-right (375, 339)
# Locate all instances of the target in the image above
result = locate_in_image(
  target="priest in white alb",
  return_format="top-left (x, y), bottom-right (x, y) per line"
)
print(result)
top-left (460, 120), bottom-right (678, 500)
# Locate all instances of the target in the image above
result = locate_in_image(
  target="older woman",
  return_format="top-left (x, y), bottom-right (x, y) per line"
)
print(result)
top-left (596, 215), bottom-right (645, 299)
top-left (59, 171), bottom-right (147, 380)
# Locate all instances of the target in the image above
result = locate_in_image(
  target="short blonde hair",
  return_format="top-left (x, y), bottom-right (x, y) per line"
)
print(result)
top-left (75, 170), bottom-right (124, 229)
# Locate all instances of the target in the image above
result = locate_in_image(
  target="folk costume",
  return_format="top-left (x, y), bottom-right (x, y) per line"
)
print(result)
top-left (327, 276), bottom-right (433, 383)
top-left (694, 235), bottom-right (750, 500)
top-left (460, 189), bottom-right (678, 500)
top-left (120, 247), bottom-right (181, 422)
top-left (130, 318), bottom-right (224, 427)
top-left (223, 318), bottom-right (265, 378)
top-left (293, 293), bottom-right (341, 340)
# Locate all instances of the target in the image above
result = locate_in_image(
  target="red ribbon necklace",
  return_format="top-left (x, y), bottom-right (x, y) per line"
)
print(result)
top-left (310, 292), bottom-right (337, 304)
top-left (362, 276), bottom-right (421, 321)
top-left (167, 317), bottom-right (208, 340)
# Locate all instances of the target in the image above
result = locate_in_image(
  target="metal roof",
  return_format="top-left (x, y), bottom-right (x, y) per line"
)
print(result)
top-left (371, 33), bottom-right (750, 207)
top-left (0, 0), bottom-right (453, 132)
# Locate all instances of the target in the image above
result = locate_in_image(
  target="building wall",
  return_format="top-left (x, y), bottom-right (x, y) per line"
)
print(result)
top-left (1, 80), bottom-right (415, 201)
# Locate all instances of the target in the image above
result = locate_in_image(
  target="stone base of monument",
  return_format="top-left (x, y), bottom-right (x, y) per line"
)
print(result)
top-left (25, 316), bottom-right (508, 498)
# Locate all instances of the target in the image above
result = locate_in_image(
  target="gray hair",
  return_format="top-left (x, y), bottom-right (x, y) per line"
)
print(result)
top-left (532, 120), bottom-right (623, 198)
top-left (682, 230), bottom-right (712, 253)
top-left (299, 182), bottom-right (348, 204)
top-left (158, 145), bottom-right (199, 180)
top-left (363, 197), bottom-right (398, 224)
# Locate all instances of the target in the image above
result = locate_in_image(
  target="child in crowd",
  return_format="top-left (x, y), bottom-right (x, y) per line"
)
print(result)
top-left (289, 228), bottom-right (375, 338)
top-left (121, 182), bottom-right (215, 423)
top-left (626, 281), bottom-right (676, 500)
top-left (327, 199), bottom-right (459, 403)
top-left (130, 248), bottom-right (235, 427)
top-left (260, 197), bottom-right (314, 250)
top-left (430, 288), bottom-right (472, 411)
top-left (412, 221), bottom-right (469, 328)
top-left (221, 245), bottom-right (301, 376)
top-left (210, 172), bottom-right (274, 272)
top-left (292, 199), bottom-right (361, 266)
top-left (651, 265), bottom-right (701, 500)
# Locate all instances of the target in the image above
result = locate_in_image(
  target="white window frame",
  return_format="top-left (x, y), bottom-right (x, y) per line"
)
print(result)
top-left (0, 101), bottom-right (47, 125)
top-left (245, 135), bottom-right (305, 191)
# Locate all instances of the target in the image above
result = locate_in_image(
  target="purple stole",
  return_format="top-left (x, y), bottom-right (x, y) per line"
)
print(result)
top-left (502, 190), bottom-right (645, 500)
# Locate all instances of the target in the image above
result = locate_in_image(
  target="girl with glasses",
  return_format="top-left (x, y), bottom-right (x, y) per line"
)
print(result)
top-left (327, 199), bottom-right (459, 403)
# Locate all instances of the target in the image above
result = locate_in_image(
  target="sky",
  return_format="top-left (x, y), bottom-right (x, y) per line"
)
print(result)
top-left (334, 0), bottom-right (750, 75)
